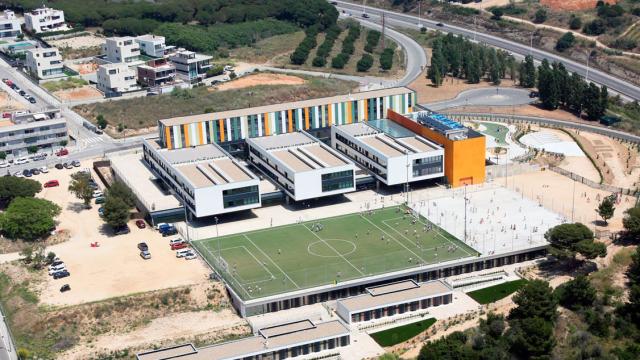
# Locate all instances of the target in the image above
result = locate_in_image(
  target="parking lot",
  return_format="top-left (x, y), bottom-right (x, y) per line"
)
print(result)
top-left (30, 158), bottom-right (210, 306)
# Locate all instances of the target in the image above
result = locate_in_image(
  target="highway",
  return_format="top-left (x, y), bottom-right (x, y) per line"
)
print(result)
top-left (334, 0), bottom-right (640, 101)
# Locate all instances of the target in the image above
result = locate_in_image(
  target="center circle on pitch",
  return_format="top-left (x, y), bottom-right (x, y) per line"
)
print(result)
top-left (308, 239), bottom-right (357, 258)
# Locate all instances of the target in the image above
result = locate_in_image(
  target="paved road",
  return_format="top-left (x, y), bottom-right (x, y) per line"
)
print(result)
top-left (0, 308), bottom-right (17, 360)
top-left (334, 0), bottom-right (640, 101)
top-left (424, 87), bottom-right (535, 111)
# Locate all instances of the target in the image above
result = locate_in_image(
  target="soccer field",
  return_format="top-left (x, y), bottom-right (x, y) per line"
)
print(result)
top-left (193, 206), bottom-right (478, 300)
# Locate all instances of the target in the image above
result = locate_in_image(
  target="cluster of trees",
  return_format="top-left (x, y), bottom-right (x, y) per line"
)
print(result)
top-left (102, 182), bottom-right (136, 228)
top-left (544, 222), bottom-right (607, 260)
top-left (623, 204), bottom-right (640, 240)
top-left (418, 280), bottom-right (559, 360)
top-left (312, 26), bottom-right (342, 67)
top-left (427, 34), bottom-right (516, 87)
top-left (364, 30), bottom-right (381, 53)
top-left (555, 31), bottom-right (576, 52)
top-left (583, 2), bottom-right (628, 35)
top-left (0, 177), bottom-right (60, 241)
top-left (331, 23), bottom-right (361, 69)
top-left (290, 26), bottom-right (319, 65)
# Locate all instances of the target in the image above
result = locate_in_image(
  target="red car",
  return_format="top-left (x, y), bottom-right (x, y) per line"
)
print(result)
top-left (43, 180), bottom-right (59, 188)
top-left (171, 242), bottom-right (188, 250)
top-left (135, 220), bottom-right (146, 229)
top-left (56, 148), bottom-right (68, 156)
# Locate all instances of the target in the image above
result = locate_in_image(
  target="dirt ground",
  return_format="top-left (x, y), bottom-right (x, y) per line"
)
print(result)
top-left (540, 0), bottom-right (617, 11)
top-left (30, 159), bottom-right (210, 306)
top-left (0, 91), bottom-right (26, 111)
top-left (409, 71), bottom-right (517, 104)
top-left (49, 33), bottom-right (105, 49)
top-left (577, 131), bottom-right (640, 189)
top-left (53, 86), bottom-right (103, 102)
top-left (444, 103), bottom-right (588, 122)
top-left (462, 0), bottom-right (515, 9)
top-left (66, 61), bottom-right (98, 75)
top-left (215, 73), bottom-right (306, 91)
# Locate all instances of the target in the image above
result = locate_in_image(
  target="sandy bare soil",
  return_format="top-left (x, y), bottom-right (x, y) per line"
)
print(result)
top-left (66, 61), bottom-right (98, 75)
top-left (31, 159), bottom-right (210, 306)
top-left (577, 131), bottom-right (640, 189)
top-left (215, 73), bottom-right (306, 91)
top-left (462, 0), bottom-right (515, 9)
top-left (540, 0), bottom-right (616, 11)
top-left (559, 156), bottom-right (601, 183)
top-left (0, 91), bottom-right (26, 111)
top-left (54, 86), bottom-right (103, 101)
top-left (409, 71), bottom-right (517, 104)
top-left (49, 33), bottom-right (105, 49)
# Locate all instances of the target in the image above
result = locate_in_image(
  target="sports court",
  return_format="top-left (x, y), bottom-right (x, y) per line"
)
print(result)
top-left (192, 206), bottom-right (478, 300)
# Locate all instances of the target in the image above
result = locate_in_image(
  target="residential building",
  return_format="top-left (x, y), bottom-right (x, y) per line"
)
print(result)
top-left (25, 47), bottom-right (64, 79)
top-left (159, 87), bottom-right (416, 149)
top-left (103, 37), bottom-right (141, 64)
top-left (143, 138), bottom-right (261, 218)
top-left (0, 109), bottom-right (67, 157)
top-left (137, 58), bottom-right (176, 87)
top-left (96, 63), bottom-right (139, 94)
top-left (247, 132), bottom-right (356, 201)
top-left (0, 10), bottom-right (21, 39)
top-left (336, 280), bottom-right (453, 324)
top-left (137, 320), bottom-right (350, 360)
top-left (331, 121), bottom-right (444, 186)
top-left (169, 50), bottom-right (212, 84)
top-left (24, 6), bottom-right (68, 34)
top-left (135, 34), bottom-right (169, 58)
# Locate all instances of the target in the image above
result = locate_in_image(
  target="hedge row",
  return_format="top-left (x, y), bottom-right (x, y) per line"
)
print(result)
top-left (331, 24), bottom-right (361, 69)
top-left (364, 30), bottom-right (381, 53)
top-left (312, 25), bottom-right (342, 67)
top-left (290, 26), bottom-right (319, 65)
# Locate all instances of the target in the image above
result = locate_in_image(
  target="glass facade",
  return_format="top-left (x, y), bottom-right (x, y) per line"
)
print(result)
top-left (349, 293), bottom-right (453, 323)
top-left (223, 185), bottom-right (259, 208)
top-left (413, 155), bottom-right (443, 177)
top-left (321, 170), bottom-right (354, 192)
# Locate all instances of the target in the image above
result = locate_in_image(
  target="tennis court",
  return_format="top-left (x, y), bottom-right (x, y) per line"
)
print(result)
top-left (193, 205), bottom-right (478, 300)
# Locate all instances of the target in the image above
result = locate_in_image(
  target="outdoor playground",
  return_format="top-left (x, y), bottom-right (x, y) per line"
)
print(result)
top-left (192, 205), bottom-right (479, 301)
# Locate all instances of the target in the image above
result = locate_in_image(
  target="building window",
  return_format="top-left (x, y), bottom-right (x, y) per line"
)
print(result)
top-left (222, 185), bottom-right (259, 208)
top-left (321, 170), bottom-right (353, 192)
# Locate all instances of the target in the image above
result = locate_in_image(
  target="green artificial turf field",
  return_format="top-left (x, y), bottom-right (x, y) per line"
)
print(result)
top-left (193, 205), bottom-right (478, 300)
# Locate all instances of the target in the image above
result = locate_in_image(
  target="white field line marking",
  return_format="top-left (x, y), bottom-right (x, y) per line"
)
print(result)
top-left (200, 242), bottom-right (253, 299)
top-left (221, 245), bottom-right (276, 283)
top-left (303, 224), bottom-right (365, 276)
top-left (359, 214), bottom-right (427, 264)
top-left (244, 234), bottom-right (301, 289)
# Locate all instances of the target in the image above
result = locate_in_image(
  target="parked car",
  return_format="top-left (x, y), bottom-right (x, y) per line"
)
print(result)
top-left (162, 227), bottom-right (178, 237)
top-left (18, 90), bottom-right (25, 96)
top-left (171, 242), bottom-right (188, 251)
top-left (63, 162), bottom-right (74, 169)
top-left (71, 160), bottom-right (80, 167)
top-left (362, 13), bottom-right (369, 18)
top-left (53, 270), bottom-right (70, 279)
top-left (14, 157), bottom-right (29, 165)
top-left (94, 196), bottom-right (105, 204)
top-left (50, 260), bottom-right (63, 268)
top-left (43, 180), bottom-right (59, 188)
top-left (436, 22), bottom-right (444, 27)
top-left (13, 171), bottom-right (23, 177)
top-left (140, 250), bottom-right (151, 260)
top-left (156, 223), bottom-right (170, 231)
top-left (92, 190), bottom-right (103, 198)
top-left (184, 252), bottom-right (197, 260)
top-left (175, 248), bottom-right (192, 258)
top-left (113, 224), bottom-right (130, 235)
top-left (137, 242), bottom-right (149, 251)
top-left (135, 219), bottom-right (146, 229)
top-left (56, 148), bottom-right (68, 156)
top-left (169, 238), bottom-right (184, 246)
top-left (30, 168), bottom-right (40, 175)
top-left (54, 163), bottom-right (64, 170)
top-left (48, 264), bottom-right (66, 275)
top-left (40, 166), bottom-right (49, 173)
top-left (28, 97), bottom-right (36, 104)
top-left (60, 284), bottom-right (71, 292)
top-left (0, 162), bottom-right (9, 168)
top-left (22, 169), bottom-right (32, 177)
top-left (98, 207), bottom-right (105, 217)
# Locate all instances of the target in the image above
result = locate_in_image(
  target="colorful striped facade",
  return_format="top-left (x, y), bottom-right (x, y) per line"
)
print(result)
top-left (159, 87), bottom-right (417, 150)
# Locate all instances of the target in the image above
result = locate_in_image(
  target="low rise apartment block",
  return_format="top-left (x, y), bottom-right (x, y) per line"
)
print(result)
top-left (169, 50), bottom-right (212, 84)
top-left (103, 37), bottom-right (141, 64)
top-left (137, 58), bottom-right (176, 88)
top-left (25, 47), bottom-right (64, 79)
top-left (0, 109), bottom-right (67, 157)
top-left (97, 63), bottom-right (139, 94)
top-left (0, 10), bottom-right (21, 39)
top-left (24, 6), bottom-right (68, 34)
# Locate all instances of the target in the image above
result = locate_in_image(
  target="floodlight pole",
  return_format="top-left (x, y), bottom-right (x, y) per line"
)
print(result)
top-left (215, 216), bottom-right (220, 259)
top-left (571, 180), bottom-right (576, 222)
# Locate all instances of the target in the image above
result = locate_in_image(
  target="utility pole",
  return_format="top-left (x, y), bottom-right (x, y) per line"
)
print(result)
top-left (418, 0), bottom-right (422, 28)
top-left (381, 12), bottom-right (386, 49)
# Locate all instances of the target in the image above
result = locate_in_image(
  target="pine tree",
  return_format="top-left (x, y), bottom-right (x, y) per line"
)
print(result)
top-left (597, 196), bottom-right (615, 225)
top-left (519, 55), bottom-right (536, 88)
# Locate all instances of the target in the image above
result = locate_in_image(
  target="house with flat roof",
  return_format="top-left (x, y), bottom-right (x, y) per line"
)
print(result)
top-left (247, 131), bottom-right (356, 201)
top-left (0, 10), bottom-right (21, 39)
top-left (103, 37), bottom-right (141, 64)
top-left (142, 138), bottom-right (261, 218)
top-left (0, 109), bottom-right (67, 158)
top-left (336, 279), bottom-right (452, 324)
top-left (169, 50), bottom-right (212, 84)
top-left (25, 47), bottom-right (64, 80)
top-left (137, 58), bottom-right (176, 88)
top-left (24, 6), bottom-right (68, 34)
top-left (135, 34), bottom-right (170, 58)
top-left (331, 121), bottom-right (444, 186)
top-left (136, 319), bottom-right (350, 360)
top-left (97, 63), bottom-right (139, 94)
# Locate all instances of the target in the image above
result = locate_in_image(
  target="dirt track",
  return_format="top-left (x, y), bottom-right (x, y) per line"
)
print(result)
top-left (215, 73), bottom-right (306, 91)
top-left (540, 0), bottom-right (617, 11)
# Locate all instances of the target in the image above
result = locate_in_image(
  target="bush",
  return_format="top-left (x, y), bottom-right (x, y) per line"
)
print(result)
top-left (611, 38), bottom-right (637, 50)
top-left (312, 56), bottom-right (326, 67)
top-left (583, 19), bottom-right (607, 35)
top-left (380, 48), bottom-right (394, 70)
top-left (533, 8), bottom-right (548, 24)
top-left (364, 30), bottom-right (381, 53)
top-left (356, 54), bottom-right (374, 72)
top-left (491, 8), bottom-right (504, 20)
top-left (331, 54), bottom-right (347, 69)
top-left (96, 114), bottom-right (107, 129)
top-left (206, 65), bottom-right (225, 77)
top-left (556, 32), bottom-right (576, 52)
top-left (569, 16), bottom-right (582, 30)
top-left (290, 26), bottom-right (319, 65)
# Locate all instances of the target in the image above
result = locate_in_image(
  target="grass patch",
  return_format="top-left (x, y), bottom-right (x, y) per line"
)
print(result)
top-left (230, 31), bottom-right (305, 63)
top-left (589, 247), bottom-right (634, 299)
top-left (479, 122), bottom-right (508, 145)
top-left (467, 279), bottom-right (528, 304)
top-left (41, 77), bottom-right (88, 92)
top-left (370, 318), bottom-right (436, 347)
top-left (73, 75), bottom-right (357, 132)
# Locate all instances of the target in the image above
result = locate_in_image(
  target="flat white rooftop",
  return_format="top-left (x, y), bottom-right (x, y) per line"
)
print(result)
top-left (137, 320), bottom-right (349, 360)
top-left (338, 280), bottom-right (451, 313)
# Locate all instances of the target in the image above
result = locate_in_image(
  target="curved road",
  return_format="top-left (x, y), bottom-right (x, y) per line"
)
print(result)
top-left (334, 0), bottom-right (640, 101)
top-left (424, 87), bottom-right (534, 111)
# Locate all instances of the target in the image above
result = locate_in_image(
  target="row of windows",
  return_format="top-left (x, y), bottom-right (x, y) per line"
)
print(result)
top-left (239, 336), bottom-right (349, 360)
top-left (321, 170), bottom-right (354, 192)
top-left (349, 294), bottom-right (452, 323)
top-left (222, 185), bottom-right (260, 209)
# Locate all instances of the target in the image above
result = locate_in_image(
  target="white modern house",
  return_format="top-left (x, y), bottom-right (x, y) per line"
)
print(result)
top-left (332, 122), bottom-right (444, 186)
top-left (103, 37), bottom-right (141, 64)
top-left (0, 10), bottom-right (21, 39)
top-left (247, 131), bottom-right (357, 202)
top-left (142, 138), bottom-right (261, 219)
top-left (135, 35), bottom-right (170, 58)
top-left (96, 63), bottom-right (139, 94)
top-left (24, 6), bottom-right (68, 34)
top-left (25, 47), bottom-right (64, 79)
top-left (169, 50), bottom-right (212, 84)
top-left (0, 109), bottom-right (68, 158)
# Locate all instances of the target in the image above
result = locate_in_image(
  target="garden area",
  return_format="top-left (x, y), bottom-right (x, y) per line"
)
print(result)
top-left (370, 318), bottom-right (437, 347)
top-left (466, 279), bottom-right (528, 304)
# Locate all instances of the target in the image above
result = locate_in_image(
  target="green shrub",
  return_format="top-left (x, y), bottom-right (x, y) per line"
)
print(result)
top-left (356, 53), bottom-right (374, 72)
top-left (380, 48), bottom-right (394, 70)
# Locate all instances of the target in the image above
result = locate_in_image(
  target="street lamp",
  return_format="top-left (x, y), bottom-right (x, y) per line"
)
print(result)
top-left (215, 216), bottom-right (220, 259)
